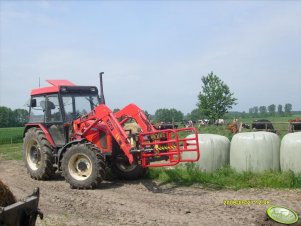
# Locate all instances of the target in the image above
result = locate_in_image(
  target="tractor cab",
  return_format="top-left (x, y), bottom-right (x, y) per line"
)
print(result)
top-left (27, 80), bottom-right (100, 146)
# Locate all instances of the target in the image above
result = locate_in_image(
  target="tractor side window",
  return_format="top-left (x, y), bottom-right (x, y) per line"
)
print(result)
top-left (45, 95), bottom-right (62, 123)
top-left (62, 96), bottom-right (74, 122)
top-left (29, 96), bottom-right (45, 122)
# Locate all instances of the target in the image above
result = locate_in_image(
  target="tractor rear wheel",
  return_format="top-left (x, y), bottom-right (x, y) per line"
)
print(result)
top-left (23, 127), bottom-right (55, 180)
top-left (62, 143), bottom-right (106, 189)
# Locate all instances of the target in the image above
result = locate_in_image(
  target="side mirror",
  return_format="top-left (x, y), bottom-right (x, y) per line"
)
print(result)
top-left (31, 99), bottom-right (37, 107)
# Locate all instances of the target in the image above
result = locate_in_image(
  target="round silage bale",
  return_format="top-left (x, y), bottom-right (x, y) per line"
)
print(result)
top-left (280, 132), bottom-right (301, 174)
top-left (184, 134), bottom-right (230, 172)
top-left (230, 132), bottom-right (280, 173)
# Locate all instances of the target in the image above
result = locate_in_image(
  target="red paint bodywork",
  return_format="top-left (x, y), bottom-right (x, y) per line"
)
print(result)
top-left (24, 124), bottom-right (56, 147)
top-left (31, 80), bottom-right (75, 95)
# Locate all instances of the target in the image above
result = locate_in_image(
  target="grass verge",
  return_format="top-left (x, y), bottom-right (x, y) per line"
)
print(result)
top-left (0, 143), bottom-right (23, 160)
top-left (147, 163), bottom-right (301, 190)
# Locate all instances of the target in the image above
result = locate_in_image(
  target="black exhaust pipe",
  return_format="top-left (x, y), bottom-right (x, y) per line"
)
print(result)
top-left (99, 72), bottom-right (105, 104)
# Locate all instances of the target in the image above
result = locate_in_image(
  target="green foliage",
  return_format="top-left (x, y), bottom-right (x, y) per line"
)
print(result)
top-left (154, 108), bottom-right (184, 122)
top-left (143, 110), bottom-right (152, 120)
top-left (248, 104), bottom-right (294, 118)
top-left (284, 103), bottom-right (292, 115)
top-left (278, 104), bottom-right (283, 116)
top-left (268, 104), bottom-right (276, 116)
top-left (197, 72), bottom-right (237, 122)
top-left (0, 106), bottom-right (28, 127)
top-left (147, 164), bottom-right (301, 190)
top-left (259, 106), bottom-right (267, 116)
top-left (186, 108), bottom-right (202, 121)
top-left (0, 106), bottom-right (13, 127)
top-left (0, 127), bottom-right (24, 145)
top-left (0, 143), bottom-right (23, 160)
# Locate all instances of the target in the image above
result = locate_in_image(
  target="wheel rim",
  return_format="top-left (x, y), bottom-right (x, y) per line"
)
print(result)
top-left (68, 153), bottom-right (92, 181)
top-left (26, 139), bottom-right (41, 171)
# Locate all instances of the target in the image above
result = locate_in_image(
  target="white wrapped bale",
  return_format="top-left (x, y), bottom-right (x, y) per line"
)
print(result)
top-left (184, 134), bottom-right (230, 172)
top-left (230, 132), bottom-right (280, 172)
top-left (280, 132), bottom-right (301, 174)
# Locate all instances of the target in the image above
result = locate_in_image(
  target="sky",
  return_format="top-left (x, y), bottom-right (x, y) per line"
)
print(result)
top-left (0, 1), bottom-right (300, 114)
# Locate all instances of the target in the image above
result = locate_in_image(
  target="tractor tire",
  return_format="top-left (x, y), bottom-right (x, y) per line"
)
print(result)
top-left (111, 155), bottom-right (146, 180)
top-left (111, 139), bottom-right (146, 180)
top-left (23, 127), bottom-right (55, 180)
top-left (62, 143), bottom-right (106, 189)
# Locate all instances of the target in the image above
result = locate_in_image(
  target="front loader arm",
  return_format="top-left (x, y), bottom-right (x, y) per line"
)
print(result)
top-left (72, 103), bottom-right (200, 168)
top-left (114, 104), bottom-right (155, 132)
top-left (73, 104), bottom-right (134, 163)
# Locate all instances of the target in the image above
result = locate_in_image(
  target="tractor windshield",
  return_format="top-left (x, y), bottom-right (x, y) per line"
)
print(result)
top-left (62, 95), bottom-right (99, 122)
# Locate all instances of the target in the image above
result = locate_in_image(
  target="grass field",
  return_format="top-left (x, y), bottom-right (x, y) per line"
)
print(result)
top-left (147, 163), bottom-right (301, 189)
top-left (0, 127), bottom-right (23, 145)
top-left (0, 143), bottom-right (22, 160)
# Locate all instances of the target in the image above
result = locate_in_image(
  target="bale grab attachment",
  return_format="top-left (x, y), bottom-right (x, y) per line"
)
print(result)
top-left (137, 127), bottom-right (200, 167)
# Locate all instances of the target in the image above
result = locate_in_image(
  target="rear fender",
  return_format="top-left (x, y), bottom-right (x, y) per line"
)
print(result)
top-left (24, 124), bottom-right (55, 147)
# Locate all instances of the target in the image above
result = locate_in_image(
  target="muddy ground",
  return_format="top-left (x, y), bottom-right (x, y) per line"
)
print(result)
top-left (0, 160), bottom-right (300, 226)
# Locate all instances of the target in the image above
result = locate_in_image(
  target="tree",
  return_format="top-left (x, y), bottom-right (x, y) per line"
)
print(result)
top-left (284, 103), bottom-right (292, 116)
top-left (169, 108), bottom-right (184, 122)
top-left (197, 72), bottom-right (237, 122)
top-left (187, 108), bottom-right (202, 121)
top-left (0, 107), bottom-right (29, 127)
top-left (277, 104), bottom-right (283, 116)
top-left (0, 106), bottom-right (12, 127)
top-left (259, 106), bottom-right (267, 116)
top-left (154, 108), bottom-right (169, 122)
top-left (143, 110), bottom-right (151, 120)
top-left (13, 109), bottom-right (29, 126)
top-left (249, 108), bottom-right (254, 115)
top-left (154, 108), bottom-right (183, 122)
top-left (113, 108), bottom-right (120, 113)
top-left (254, 106), bottom-right (259, 116)
top-left (268, 104), bottom-right (276, 116)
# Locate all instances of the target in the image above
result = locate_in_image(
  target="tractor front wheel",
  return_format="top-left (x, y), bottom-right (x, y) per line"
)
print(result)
top-left (23, 127), bottom-right (55, 180)
top-left (62, 143), bottom-right (106, 189)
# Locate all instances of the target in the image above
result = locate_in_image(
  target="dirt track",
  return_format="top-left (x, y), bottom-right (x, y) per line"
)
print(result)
top-left (0, 160), bottom-right (300, 226)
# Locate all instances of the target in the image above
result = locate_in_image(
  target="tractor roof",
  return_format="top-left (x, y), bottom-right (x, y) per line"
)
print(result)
top-left (31, 80), bottom-right (75, 95)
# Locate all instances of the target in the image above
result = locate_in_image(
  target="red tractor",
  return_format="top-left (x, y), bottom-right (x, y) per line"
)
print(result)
top-left (23, 73), bottom-right (200, 189)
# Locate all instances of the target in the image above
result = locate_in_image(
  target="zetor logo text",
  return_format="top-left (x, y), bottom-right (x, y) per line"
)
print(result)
top-left (267, 206), bottom-right (299, 225)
